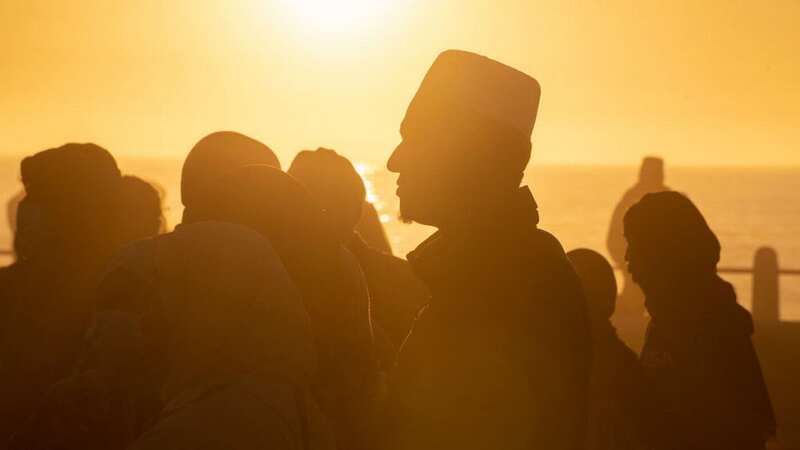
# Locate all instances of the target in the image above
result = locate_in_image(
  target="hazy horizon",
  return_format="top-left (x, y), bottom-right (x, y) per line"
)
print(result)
top-left (4, 153), bottom-right (800, 170)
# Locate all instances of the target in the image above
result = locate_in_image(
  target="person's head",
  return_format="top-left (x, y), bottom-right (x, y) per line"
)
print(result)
top-left (119, 175), bottom-right (164, 242)
top-left (204, 164), bottom-right (341, 299)
top-left (181, 131), bottom-right (280, 223)
top-left (288, 148), bottom-right (366, 243)
top-left (567, 248), bottom-right (617, 324)
top-left (19, 143), bottom-right (123, 259)
top-left (638, 156), bottom-right (664, 188)
top-left (624, 191), bottom-right (720, 296)
top-left (387, 50), bottom-right (541, 227)
top-left (206, 165), bottom-right (322, 257)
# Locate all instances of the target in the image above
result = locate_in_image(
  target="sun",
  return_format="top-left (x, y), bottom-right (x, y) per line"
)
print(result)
top-left (279, 0), bottom-right (393, 34)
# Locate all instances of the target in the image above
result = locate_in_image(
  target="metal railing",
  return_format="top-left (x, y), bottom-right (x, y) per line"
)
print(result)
top-left (739, 247), bottom-right (797, 324)
top-left (611, 246), bottom-right (797, 323)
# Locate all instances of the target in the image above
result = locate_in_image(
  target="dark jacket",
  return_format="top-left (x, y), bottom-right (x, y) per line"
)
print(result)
top-left (389, 187), bottom-right (591, 450)
top-left (347, 233), bottom-right (429, 358)
top-left (639, 277), bottom-right (775, 450)
top-left (586, 322), bottom-right (644, 450)
top-left (8, 223), bottom-right (338, 450)
top-left (0, 257), bottom-right (105, 450)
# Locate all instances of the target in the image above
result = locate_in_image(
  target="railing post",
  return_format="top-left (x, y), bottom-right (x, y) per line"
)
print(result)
top-left (752, 247), bottom-right (779, 324)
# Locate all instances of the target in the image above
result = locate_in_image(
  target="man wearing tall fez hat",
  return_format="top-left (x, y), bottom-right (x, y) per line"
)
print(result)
top-left (387, 51), bottom-right (591, 450)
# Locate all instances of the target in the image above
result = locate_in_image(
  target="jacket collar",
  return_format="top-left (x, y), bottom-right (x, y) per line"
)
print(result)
top-left (406, 186), bottom-right (540, 297)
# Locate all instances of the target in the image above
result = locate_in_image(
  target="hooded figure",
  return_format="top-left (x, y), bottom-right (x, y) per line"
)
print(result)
top-left (288, 148), bottom-right (428, 359)
top-left (0, 143), bottom-right (125, 447)
top-left (123, 222), bottom-right (333, 450)
top-left (567, 248), bottom-right (644, 450)
top-left (180, 130), bottom-right (281, 223)
top-left (386, 50), bottom-right (591, 450)
top-left (13, 223), bottom-right (334, 450)
top-left (607, 156), bottom-right (669, 345)
top-left (206, 165), bottom-right (379, 450)
top-left (624, 191), bottom-right (775, 450)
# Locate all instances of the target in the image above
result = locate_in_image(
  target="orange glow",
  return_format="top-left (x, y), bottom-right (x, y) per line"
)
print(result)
top-left (0, 1), bottom-right (798, 166)
top-left (277, 0), bottom-right (394, 34)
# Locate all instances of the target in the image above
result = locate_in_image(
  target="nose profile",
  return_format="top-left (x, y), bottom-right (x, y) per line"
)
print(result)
top-left (387, 142), bottom-right (404, 173)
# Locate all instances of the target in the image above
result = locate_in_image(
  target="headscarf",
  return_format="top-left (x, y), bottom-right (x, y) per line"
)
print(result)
top-left (623, 191), bottom-right (723, 322)
top-left (19, 143), bottom-right (123, 257)
top-left (204, 166), bottom-right (378, 449)
top-left (201, 164), bottom-right (346, 345)
top-left (153, 221), bottom-right (315, 410)
top-left (202, 165), bottom-right (365, 344)
top-left (624, 191), bottom-right (720, 274)
top-left (181, 131), bottom-right (280, 223)
top-left (206, 164), bottom-right (322, 257)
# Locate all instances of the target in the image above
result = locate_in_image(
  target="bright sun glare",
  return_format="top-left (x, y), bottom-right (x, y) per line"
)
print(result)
top-left (279, 0), bottom-right (392, 34)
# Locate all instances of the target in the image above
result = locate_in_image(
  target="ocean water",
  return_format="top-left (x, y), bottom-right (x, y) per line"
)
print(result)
top-left (2, 157), bottom-right (798, 320)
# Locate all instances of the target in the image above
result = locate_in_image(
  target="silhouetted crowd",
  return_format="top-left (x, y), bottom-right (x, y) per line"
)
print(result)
top-left (0, 50), bottom-right (775, 450)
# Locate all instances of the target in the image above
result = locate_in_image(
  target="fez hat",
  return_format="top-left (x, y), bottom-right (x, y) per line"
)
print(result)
top-left (402, 50), bottom-right (541, 142)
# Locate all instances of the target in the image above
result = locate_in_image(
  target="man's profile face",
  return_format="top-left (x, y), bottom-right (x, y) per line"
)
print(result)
top-left (624, 231), bottom-right (671, 295)
top-left (387, 127), bottom-right (463, 227)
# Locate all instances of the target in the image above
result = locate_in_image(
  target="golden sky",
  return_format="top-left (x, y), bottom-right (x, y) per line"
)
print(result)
top-left (1, 0), bottom-right (798, 166)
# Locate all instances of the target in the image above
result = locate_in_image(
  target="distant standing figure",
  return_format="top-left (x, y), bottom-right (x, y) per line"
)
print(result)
top-left (624, 191), bottom-right (775, 450)
top-left (567, 248), bottom-right (644, 450)
top-left (607, 156), bottom-right (669, 345)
